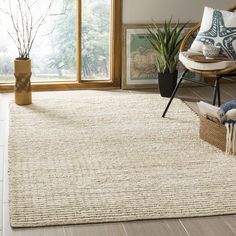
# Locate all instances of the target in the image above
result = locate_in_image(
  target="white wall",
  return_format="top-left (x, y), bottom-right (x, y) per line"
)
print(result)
top-left (123, 0), bottom-right (236, 24)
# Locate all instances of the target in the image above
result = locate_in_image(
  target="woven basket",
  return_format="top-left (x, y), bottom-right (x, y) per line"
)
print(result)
top-left (199, 116), bottom-right (226, 151)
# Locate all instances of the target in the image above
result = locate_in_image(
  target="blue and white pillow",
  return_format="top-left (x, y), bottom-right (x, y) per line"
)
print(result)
top-left (190, 7), bottom-right (236, 59)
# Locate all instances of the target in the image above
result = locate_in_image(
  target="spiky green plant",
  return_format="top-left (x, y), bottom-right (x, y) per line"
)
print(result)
top-left (147, 19), bottom-right (187, 73)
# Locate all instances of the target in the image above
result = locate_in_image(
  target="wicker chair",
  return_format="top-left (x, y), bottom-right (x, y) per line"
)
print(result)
top-left (162, 4), bottom-right (236, 118)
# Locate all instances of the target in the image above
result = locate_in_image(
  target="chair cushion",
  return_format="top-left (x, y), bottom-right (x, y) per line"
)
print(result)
top-left (190, 6), bottom-right (236, 59)
top-left (179, 51), bottom-right (236, 71)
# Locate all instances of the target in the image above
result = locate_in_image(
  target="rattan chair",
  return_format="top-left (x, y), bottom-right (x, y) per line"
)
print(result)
top-left (162, 4), bottom-right (236, 118)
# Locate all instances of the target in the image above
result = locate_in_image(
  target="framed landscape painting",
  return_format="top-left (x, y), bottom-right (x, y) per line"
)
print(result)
top-left (122, 24), bottom-right (196, 89)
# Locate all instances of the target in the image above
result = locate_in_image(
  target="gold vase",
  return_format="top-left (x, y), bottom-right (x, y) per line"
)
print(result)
top-left (14, 59), bottom-right (32, 105)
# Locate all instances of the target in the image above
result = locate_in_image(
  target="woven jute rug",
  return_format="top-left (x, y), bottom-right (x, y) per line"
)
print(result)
top-left (8, 92), bottom-right (236, 227)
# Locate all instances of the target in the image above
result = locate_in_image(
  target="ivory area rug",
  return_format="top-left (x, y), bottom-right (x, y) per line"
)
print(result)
top-left (8, 92), bottom-right (236, 227)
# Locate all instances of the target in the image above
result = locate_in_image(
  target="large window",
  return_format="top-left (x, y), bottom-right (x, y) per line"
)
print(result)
top-left (82, 0), bottom-right (111, 80)
top-left (0, 0), bottom-right (121, 89)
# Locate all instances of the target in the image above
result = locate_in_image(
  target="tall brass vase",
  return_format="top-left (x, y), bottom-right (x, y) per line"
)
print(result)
top-left (14, 59), bottom-right (32, 105)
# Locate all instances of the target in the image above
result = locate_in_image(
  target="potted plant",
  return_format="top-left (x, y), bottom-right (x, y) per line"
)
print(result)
top-left (147, 20), bottom-right (187, 97)
top-left (1, 0), bottom-right (54, 105)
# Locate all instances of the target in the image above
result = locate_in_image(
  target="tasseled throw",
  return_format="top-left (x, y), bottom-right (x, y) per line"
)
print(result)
top-left (225, 123), bottom-right (236, 155)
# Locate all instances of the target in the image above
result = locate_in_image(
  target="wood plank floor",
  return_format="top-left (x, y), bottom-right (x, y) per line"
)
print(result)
top-left (1, 83), bottom-right (236, 236)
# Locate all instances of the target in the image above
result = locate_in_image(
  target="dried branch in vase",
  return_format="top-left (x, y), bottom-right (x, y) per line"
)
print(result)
top-left (0, 0), bottom-right (57, 59)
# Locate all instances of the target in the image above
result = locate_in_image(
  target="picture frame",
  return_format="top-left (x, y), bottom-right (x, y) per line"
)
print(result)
top-left (122, 23), bottom-right (196, 89)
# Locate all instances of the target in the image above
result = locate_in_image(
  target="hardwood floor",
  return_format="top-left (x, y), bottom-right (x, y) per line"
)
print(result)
top-left (1, 84), bottom-right (236, 236)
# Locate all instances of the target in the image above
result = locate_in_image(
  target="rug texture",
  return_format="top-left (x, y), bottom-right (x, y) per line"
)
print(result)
top-left (8, 92), bottom-right (236, 227)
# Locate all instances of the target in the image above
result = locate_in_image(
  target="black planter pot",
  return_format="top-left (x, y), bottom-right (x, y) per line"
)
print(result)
top-left (158, 71), bottom-right (178, 98)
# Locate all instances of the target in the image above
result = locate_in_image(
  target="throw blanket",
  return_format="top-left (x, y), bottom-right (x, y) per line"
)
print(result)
top-left (224, 107), bottom-right (236, 155)
top-left (219, 100), bottom-right (236, 122)
top-left (225, 123), bottom-right (236, 155)
top-left (197, 101), bottom-right (221, 122)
